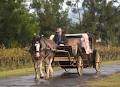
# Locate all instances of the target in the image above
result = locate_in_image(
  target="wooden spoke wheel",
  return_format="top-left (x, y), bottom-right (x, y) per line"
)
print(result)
top-left (95, 51), bottom-right (101, 72)
top-left (77, 56), bottom-right (83, 76)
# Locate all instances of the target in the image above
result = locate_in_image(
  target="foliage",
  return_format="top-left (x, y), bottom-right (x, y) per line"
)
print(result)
top-left (66, 0), bottom-right (120, 45)
top-left (0, 48), bottom-right (32, 70)
top-left (0, 0), bottom-right (119, 47)
top-left (31, 0), bottom-right (70, 37)
top-left (0, 46), bottom-right (119, 71)
top-left (81, 0), bottom-right (120, 45)
top-left (0, 0), bottom-right (38, 47)
top-left (97, 46), bottom-right (120, 61)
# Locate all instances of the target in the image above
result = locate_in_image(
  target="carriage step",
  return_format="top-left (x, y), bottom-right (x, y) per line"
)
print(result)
top-left (83, 59), bottom-right (87, 60)
top-left (56, 50), bottom-right (69, 53)
top-left (54, 57), bottom-right (74, 61)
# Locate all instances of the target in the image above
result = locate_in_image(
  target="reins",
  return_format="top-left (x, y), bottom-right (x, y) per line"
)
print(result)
top-left (39, 37), bottom-right (54, 52)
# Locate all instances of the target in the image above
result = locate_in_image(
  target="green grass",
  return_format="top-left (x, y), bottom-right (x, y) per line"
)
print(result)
top-left (102, 60), bottom-right (120, 65)
top-left (0, 66), bottom-right (61, 79)
top-left (87, 73), bottom-right (120, 87)
top-left (0, 67), bottom-right (34, 79)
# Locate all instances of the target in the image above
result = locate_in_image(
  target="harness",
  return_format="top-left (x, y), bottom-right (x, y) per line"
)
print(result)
top-left (39, 38), bottom-right (55, 59)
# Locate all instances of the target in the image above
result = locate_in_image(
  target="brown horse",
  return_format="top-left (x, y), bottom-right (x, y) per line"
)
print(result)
top-left (29, 36), bottom-right (57, 80)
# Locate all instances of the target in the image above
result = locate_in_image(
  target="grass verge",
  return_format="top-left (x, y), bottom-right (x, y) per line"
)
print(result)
top-left (0, 67), bottom-right (34, 79)
top-left (87, 73), bottom-right (120, 87)
top-left (102, 60), bottom-right (120, 65)
top-left (0, 66), bottom-right (61, 79)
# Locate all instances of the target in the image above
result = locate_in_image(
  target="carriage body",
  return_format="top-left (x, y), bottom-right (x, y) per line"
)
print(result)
top-left (54, 33), bottom-right (101, 75)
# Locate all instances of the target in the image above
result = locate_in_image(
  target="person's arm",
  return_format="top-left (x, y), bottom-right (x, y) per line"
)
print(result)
top-left (53, 34), bottom-right (58, 44)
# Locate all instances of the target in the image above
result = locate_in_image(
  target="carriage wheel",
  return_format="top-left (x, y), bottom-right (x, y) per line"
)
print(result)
top-left (95, 51), bottom-right (101, 72)
top-left (77, 56), bottom-right (83, 76)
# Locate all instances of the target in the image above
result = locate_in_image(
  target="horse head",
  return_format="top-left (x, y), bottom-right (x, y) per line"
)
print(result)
top-left (31, 36), bottom-right (41, 58)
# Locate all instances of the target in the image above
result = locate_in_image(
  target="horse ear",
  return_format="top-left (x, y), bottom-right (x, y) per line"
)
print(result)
top-left (40, 34), bottom-right (44, 38)
top-left (39, 34), bottom-right (44, 37)
top-left (42, 34), bottom-right (44, 37)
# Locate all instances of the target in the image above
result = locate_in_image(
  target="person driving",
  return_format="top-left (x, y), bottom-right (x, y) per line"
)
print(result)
top-left (53, 28), bottom-right (67, 45)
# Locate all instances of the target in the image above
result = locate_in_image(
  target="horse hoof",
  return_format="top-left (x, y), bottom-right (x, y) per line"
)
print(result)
top-left (40, 76), bottom-right (44, 79)
top-left (34, 77), bottom-right (39, 81)
top-left (45, 77), bottom-right (50, 80)
top-left (49, 75), bottom-right (53, 78)
top-left (34, 78), bottom-right (39, 81)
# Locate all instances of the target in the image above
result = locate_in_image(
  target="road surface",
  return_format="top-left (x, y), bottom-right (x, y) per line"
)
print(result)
top-left (0, 64), bottom-right (120, 87)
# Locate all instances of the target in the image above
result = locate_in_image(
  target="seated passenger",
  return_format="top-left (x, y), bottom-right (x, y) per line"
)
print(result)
top-left (53, 28), bottom-right (67, 45)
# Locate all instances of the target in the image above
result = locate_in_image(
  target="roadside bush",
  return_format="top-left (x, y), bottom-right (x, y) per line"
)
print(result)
top-left (0, 48), bottom-right (32, 71)
top-left (0, 46), bottom-right (119, 71)
top-left (97, 46), bottom-right (120, 61)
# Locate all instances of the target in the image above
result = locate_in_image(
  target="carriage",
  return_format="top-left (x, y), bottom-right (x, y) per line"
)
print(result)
top-left (53, 33), bottom-right (101, 76)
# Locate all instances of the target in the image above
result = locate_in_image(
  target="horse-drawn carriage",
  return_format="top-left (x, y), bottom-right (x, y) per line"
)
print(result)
top-left (30, 33), bottom-right (101, 80)
top-left (54, 33), bottom-right (101, 76)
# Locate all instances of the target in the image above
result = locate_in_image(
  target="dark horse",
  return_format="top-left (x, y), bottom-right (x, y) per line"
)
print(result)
top-left (29, 35), bottom-right (57, 80)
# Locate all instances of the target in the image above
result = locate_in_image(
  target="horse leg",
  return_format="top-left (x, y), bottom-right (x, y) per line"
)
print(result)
top-left (45, 57), bottom-right (53, 79)
top-left (39, 61), bottom-right (44, 78)
top-left (45, 64), bottom-right (50, 79)
top-left (49, 66), bottom-right (53, 77)
top-left (34, 61), bottom-right (40, 80)
top-left (49, 58), bottom-right (53, 78)
top-left (44, 63), bottom-right (47, 73)
top-left (44, 58), bottom-right (49, 79)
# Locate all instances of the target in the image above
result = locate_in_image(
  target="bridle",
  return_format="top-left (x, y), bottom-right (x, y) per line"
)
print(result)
top-left (33, 36), bottom-right (55, 57)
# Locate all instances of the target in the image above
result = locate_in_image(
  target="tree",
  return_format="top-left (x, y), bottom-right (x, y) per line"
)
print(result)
top-left (0, 0), bottom-right (38, 47)
top-left (31, 0), bottom-right (70, 37)
top-left (81, 0), bottom-right (120, 45)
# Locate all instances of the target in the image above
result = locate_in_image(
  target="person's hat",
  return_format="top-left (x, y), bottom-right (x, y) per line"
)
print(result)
top-left (56, 28), bottom-right (62, 32)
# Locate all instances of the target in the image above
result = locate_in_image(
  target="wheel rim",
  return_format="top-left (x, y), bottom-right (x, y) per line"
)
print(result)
top-left (95, 52), bottom-right (101, 72)
top-left (77, 56), bottom-right (83, 76)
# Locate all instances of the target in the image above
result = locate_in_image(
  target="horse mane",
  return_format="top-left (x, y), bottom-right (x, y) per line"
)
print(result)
top-left (39, 36), bottom-right (56, 51)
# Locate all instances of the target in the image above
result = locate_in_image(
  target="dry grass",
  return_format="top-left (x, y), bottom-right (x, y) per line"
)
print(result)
top-left (0, 48), bottom-right (32, 71)
top-left (97, 46), bottom-right (120, 61)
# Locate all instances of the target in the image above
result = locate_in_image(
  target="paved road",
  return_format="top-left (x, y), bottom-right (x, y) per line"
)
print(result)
top-left (0, 64), bottom-right (120, 87)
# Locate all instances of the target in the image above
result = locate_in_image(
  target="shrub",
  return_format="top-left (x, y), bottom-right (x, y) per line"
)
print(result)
top-left (0, 48), bottom-right (32, 71)
top-left (0, 46), bottom-right (120, 71)
top-left (97, 46), bottom-right (120, 61)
